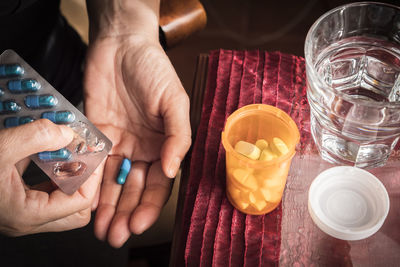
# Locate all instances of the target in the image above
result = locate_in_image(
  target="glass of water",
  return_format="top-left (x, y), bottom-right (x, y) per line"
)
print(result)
top-left (305, 2), bottom-right (400, 168)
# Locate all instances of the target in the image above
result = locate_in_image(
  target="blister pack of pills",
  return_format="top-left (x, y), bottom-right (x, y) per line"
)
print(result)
top-left (0, 50), bottom-right (112, 195)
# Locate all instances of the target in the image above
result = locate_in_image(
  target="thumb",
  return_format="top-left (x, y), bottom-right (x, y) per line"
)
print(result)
top-left (160, 93), bottom-right (192, 178)
top-left (0, 119), bottom-right (75, 164)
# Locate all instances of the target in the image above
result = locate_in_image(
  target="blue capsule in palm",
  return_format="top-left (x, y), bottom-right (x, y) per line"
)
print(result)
top-left (116, 158), bottom-right (132, 185)
top-left (0, 100), bottom-right (21, 113)
top-left (41, 111), bottom-right (75, 124)
top-left (38, 148), bottom-right (72, 162)
top-left (4, 116), bottom-right (34, 128)
top-left (0, 64), bottom-right (24, 77)
top-left (25, 95), bottom-right (58, 109)
top-left (8, 79), bottom-right (41, 93)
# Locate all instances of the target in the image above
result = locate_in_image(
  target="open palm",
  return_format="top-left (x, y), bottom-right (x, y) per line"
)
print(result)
top-left (84, 38), bottom-right (191, 248)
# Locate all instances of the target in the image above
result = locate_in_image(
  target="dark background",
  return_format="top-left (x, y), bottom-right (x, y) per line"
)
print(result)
top-left (168, 0), bottom-right (400, 95)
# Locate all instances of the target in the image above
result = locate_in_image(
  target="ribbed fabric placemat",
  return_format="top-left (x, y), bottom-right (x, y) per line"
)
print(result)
top-left (181, 49), bottom-right (309, 266)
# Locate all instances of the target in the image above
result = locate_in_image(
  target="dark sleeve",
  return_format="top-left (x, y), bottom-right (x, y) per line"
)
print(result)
top-left (0, 0), bottom-right (42, 16)
top-left (0, 0), bottom-right (61, 62)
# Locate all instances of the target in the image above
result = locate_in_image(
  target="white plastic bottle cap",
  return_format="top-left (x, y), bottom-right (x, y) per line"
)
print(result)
top-left (308, 166), bottom-right (389, 241)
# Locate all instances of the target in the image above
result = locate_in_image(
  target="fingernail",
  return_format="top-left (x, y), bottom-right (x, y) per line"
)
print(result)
top-left (167, 157), bottom-right (181, 178)
top-left (133, 221), bottom-right (146, 235)
top-left (135, 229), bottom-right (144, 235)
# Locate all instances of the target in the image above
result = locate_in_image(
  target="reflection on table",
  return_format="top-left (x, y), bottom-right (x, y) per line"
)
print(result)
top-left (170, 50), bottom-right (400, 266)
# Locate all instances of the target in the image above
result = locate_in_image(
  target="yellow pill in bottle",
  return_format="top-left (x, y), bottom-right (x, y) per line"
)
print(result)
top-left (259, 148), bottom-right (277, 161)
top-left (234, 140), bottom-right (261, 160)
top-left (270, 137), bottom-right (289, 156)
top-left (255, 139), bottom-right (269, 150)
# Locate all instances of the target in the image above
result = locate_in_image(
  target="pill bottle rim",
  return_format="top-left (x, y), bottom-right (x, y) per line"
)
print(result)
top-left (221, 104), bottom-right (300, 167)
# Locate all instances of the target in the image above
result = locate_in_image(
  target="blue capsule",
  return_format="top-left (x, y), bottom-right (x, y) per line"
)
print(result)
top-left (41, 111), bottom-right (75, 124)
top-left (38, 148), bottom-right (72, 162)
top-left (8, 79), bottom-right (41, 93)
top-left (25, 95), bottom-right (58, 109)
top-left (4, 116), bottom-right (34, 128)
top-left (0, 100), bottom-right (21, 113)
top-left (116, 158), bottom-right (132, 185)
top-left (0, 64), bottom-right (24, 77)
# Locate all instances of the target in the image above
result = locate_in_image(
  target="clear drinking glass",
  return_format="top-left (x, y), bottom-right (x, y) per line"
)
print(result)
top-left (305, 2), bottom-right (400, 168)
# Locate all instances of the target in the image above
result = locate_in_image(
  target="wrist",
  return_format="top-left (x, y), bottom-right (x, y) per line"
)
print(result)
top-left (86, 0), bottom-right (160, 43)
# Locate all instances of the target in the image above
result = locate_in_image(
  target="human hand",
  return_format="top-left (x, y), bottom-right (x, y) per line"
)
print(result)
top-left (84, 26), bottom-right (191, 248)
top-left (0, 119), bottom-right (102, 236)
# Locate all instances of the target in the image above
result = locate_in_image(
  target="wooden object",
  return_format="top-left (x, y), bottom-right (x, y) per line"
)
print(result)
top-left (160, 0), bottom-right (207, 48)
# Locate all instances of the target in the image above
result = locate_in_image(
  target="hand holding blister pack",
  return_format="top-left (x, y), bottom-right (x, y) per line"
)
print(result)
top-left (0, 50), bottom-right (112, 195)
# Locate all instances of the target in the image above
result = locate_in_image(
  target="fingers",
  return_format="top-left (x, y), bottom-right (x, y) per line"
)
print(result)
top-left (21, 158), bottom-right (105, 225)
top-left (94, 160), bottom-right (172, 248)
top-left (160, 93), bottom-right (191, 178)
top-left (2, 185), bottom-right (94, 236)
top-left (106, 161), bottom-right (147, 248)
top-left (2, 143), bottom-right (104, 236)
top-left (0, 119), bottom-right (74, 164)
top-left (24, 186), bottom-right (92, 224)
top-left (10, 208), bottom-right (92, 236)
top-left (161, 135), bottom-right (191, 178)
top-left (34, 208), bottom-right (92, 234)
top-left (129, 160), bottom-right (172, 235)
top-left (94, 155), bottom-right (124, 241)
top-left (77, 158), bottom-right (106, 207)
top-left (91, 182), bottom-right (101, 211)
top-left (81, 157), bottom-right (107, 211)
